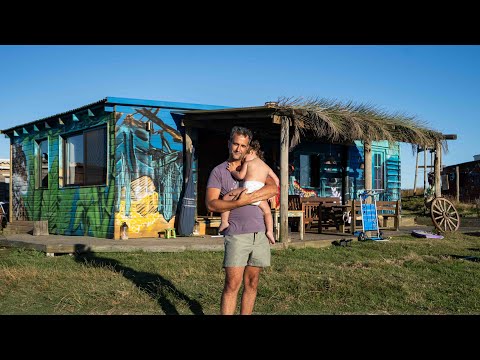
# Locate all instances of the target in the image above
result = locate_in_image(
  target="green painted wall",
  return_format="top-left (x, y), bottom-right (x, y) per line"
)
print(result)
top-left (11, 107), bottom-right (116, 238)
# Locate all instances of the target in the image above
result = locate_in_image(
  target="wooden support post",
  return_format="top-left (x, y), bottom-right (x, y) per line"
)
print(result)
top-left (456, 165), bottom-right (460, 202)
top-left (434, 141), bottom-right (442, 198)
top-left (424, 146), bottom-right (427, 195)
top-left (341, 145), bottom-right (348, 205)
top-left (280, 116), bottom-right (289, 243)
top-left (413, 149), bottom-right (419, 196)
top-left (9, 142), bottom-right (12, 223)
top-left (363, 140), bottom-right (372, 203)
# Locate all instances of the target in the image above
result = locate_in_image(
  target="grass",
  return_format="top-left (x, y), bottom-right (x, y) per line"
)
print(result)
top-left (401, 192), bottom-right (480, 218)
top-left (1, 231), bottom-right (480, 315)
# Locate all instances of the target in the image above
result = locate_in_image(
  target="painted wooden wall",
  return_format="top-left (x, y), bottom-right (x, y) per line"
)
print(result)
top-left (289, 140), bottom-right (401, 201)
top-left (10, 107), bottom-right (116, 237)
top-left (112, 105), bottom-right (186, 239)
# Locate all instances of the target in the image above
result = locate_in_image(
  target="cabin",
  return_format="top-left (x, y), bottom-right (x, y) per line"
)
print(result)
top-left (0, 97), bottom-right (224, 239)
top-left (2, 97), bottom-right (437, 241)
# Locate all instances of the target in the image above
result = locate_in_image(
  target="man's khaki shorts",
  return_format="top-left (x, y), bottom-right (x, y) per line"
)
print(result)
top-left (223, 232), bottom-right (271, 268)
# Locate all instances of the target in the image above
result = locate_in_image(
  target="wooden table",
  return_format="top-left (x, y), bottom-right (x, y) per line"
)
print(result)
top-left (272, 209), bottom-right (304, 241)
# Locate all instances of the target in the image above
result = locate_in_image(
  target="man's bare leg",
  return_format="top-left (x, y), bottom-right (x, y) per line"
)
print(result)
top-left (240, 266), bottom-right (261, 315)
top-left (220, 266), bottom-right (245, 315)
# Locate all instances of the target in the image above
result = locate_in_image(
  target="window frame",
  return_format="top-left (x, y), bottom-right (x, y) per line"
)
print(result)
top-left (62, 125), bottom-right (108, 187)
top-left (373, 152), bottom-right (385, 191)
top-left (36, 138), bottom-right (49, 189)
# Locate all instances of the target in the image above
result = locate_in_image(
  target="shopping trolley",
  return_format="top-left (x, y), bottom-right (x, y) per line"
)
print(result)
top-left (356, 189), bottom-right (385, 241)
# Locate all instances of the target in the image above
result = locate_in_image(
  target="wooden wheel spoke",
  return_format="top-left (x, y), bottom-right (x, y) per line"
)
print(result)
top-left (434, 215), bottom-right (444, 221)
top-left (446, 217), bottom-right (455, 231)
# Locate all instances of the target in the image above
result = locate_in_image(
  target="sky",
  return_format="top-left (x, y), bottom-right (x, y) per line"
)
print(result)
top-left (0, 45), bottom-right (479, 189)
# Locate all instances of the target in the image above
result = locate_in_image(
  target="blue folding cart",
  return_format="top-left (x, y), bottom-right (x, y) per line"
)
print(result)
top-left (356, 189), bottom-right (385, 241)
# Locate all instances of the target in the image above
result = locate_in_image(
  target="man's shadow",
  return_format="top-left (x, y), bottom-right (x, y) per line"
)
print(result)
top-left (73, 245), bottom-right (204, 315)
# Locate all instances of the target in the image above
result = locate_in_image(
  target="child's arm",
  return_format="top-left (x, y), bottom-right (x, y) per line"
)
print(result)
top-left (228, 161), bottom-right (248, 180)
top-left (268, 167), bottom-right (280, 187)
top-left (222, 188), bottom-right (244, 200)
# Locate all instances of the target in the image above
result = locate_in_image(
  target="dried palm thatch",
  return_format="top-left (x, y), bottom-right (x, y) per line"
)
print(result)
top-left (275, 97), bottom-right (446, 153)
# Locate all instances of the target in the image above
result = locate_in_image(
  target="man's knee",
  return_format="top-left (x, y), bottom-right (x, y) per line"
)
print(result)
top-left (224, 272), bottom-right (243, 293)
top-left (244, 278), bottom-right (259, 292)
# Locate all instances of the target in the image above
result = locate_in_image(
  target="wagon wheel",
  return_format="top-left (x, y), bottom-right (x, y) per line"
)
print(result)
top-left (430, 197), bottom-right (460, 232)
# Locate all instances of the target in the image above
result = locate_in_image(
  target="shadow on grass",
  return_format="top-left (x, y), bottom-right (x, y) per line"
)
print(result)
top-left (464, 232), bottom-right (480, 237)
top-left (450, 255), bottom-right (480, 263)
top-left (73, 245), bottom-right (204, 315)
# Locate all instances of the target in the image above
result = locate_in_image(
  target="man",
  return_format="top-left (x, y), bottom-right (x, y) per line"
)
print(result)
top-left (206, 126), bottom-right (278, 315)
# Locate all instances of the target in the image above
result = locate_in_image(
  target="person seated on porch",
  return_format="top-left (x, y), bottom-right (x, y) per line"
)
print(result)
top-left (220, 140), bottom-right (279, 244)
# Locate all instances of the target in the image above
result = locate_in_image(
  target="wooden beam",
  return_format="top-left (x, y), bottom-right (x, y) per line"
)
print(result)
top-left (185, 111), bottom-right (274, 122)
top-left (434, 141), bottom-right (442, 197)
top-left (442, 134), bottom-right (457, 140)
top-left (364, 140), bottom-right (372, 199)
top-left (341, 145), bottom-right (348, 205)
top-left (9, 142), bottom-right (12, 223)
top-left (424, 145), bottom-right (427, 193)
top-left (456, 165), bottom-right (460, 202)
top-left (413, 150), bottom-right (419, 195)
top-left (280, 116), bottom-right (289, 243)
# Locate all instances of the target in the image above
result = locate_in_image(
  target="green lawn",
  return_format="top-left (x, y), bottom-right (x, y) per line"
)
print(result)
top-left (1, 231), bottom-right (479, 315)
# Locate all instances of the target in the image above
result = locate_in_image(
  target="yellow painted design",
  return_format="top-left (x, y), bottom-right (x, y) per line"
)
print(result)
top-left (114, 191), bottom-right (175, 239)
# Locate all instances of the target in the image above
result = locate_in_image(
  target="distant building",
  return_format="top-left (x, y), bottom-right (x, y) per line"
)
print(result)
top-left (0, 159), bottom-right (9, 203)
top-left (442, 155), bottom-right (480, 203)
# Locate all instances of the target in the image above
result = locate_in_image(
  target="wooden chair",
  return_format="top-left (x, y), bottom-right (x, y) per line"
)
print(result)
top-left (349, 199), bottom-right (401, 233)
top-left (301, 197), bottom-right (341, 233)
top-left (376, 200), bottom-right (401, 231)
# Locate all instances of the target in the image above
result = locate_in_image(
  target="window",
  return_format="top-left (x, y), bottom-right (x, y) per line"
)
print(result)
top-left (64, 127), bottom-right (107, 186)
top-left (37, 139), bottom-right (48, 188)
top-left (299, 154), bottom-right (320, 188)
top-left (373, 152), bottom-right (384, 190)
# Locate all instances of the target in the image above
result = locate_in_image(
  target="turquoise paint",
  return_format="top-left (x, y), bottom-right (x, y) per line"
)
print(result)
top-left (106, 97), bottom-right (228, 110)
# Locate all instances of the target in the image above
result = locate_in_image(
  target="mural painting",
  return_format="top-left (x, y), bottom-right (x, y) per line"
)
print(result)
top-left (114, 107), bottom-right (184, 238)
top-left (10, 109), bottom-right (116, 238)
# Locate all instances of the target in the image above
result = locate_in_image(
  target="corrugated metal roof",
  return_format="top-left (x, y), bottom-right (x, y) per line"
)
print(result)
top-left (0, 97), bottom-right (231, 134)
top-left (1, 98), bottom-right (108, 134)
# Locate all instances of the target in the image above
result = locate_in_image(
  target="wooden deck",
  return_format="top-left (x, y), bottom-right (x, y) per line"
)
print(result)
top-left (0, 225), bottom-right (432, 256)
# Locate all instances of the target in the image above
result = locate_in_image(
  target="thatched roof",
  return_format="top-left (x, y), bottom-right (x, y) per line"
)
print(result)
top-left (274, 97), bottom-right (446, 152)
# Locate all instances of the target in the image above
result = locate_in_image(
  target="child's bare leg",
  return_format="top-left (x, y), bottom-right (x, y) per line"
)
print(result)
top-left (219, 188), bottom-right (243, 233)
top-left (259, 200), bottom-right (275, 244)
top-left (219, 211), bottom-right (230, 233)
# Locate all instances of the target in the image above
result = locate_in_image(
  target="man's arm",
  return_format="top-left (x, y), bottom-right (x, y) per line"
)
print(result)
top-left (206, 187), bottom-right (248, 213)
top-left (206, 177), bottom-right (278, 213)
top-left (247, 176), bottom-right (278, 204)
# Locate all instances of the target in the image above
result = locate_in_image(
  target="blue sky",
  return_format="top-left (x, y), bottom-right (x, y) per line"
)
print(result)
top-left (1, 45), bottom-right (479, 189)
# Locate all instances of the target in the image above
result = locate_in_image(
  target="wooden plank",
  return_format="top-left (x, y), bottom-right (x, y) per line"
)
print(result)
top-left (364, 140), bottom-right (372, 201)
top-left (280, 116), bottom-right (289, 243)
top-left (434, 141), bottom-right (442, 197)
top-left (33, 220), bottom-right (49, 236)
top-left (456, 165), bottom-right (460, 202)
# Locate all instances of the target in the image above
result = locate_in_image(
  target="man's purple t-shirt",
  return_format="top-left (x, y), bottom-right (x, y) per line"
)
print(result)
top-left (206, 161), bottom-right (265, 235)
